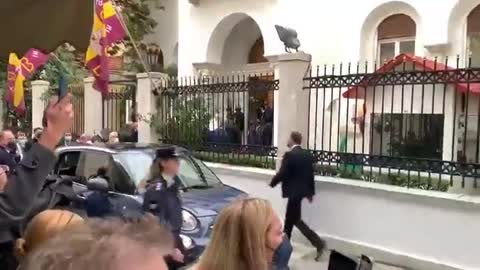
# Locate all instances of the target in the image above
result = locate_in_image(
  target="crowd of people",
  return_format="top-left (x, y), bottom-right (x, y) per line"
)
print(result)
top-left (0, 94), bottom-right (325, 270)
top-left (208, 102), bottom-right (274, 147)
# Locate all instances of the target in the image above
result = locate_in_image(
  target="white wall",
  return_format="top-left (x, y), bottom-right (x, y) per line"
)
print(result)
top-left (211, 163), bottom-right (480, 270)
top-left (221, 17), bottom-right (262, 69)
top-left (146, 0), bottom-right (179, 67)
top-left (175, 0), bottom-right (480, 75)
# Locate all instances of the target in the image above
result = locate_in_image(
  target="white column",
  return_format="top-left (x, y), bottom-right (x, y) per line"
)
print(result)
top-left (136, 72), bottom-right (168, 143)
top-left (31, 80), bottom-right (49, 134)
top-left (83, 77), bottom-right (102, 136)
top-left (267, 53), bottom-right (311, 169)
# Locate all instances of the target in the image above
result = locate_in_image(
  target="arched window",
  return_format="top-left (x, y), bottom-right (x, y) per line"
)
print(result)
top-left (377, 14), bottom-right (416, 63)
top-left (467, 5), bottom-right (480, 66)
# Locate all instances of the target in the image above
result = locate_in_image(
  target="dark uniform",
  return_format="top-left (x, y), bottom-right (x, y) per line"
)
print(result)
top-left (142, 148), bottom-right (184, 270)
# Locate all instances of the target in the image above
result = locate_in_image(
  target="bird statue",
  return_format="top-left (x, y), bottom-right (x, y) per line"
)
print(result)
top-left (275, 25), bottom-right (301, 53)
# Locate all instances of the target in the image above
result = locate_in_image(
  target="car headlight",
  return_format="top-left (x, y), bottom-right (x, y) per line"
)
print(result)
top-left (180, 234), bottom-right (195, 250)
top-left (182, 210), bottom-right (198, 231)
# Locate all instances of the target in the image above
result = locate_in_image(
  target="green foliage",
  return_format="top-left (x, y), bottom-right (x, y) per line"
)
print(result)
top-left (154, 96), bottom-right (211, 146)
top-left (116, 0), bottom-right (159, 73)
top-left (163, 64), bottom-right (178, 77)
top-left (33, 46), bottom-right (87, 92)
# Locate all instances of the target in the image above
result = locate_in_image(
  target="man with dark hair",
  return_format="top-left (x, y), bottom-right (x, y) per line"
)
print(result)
top-left (270, 131), bottom-right (325, 261)
top-left (0, 130), bottom-right (17, 170)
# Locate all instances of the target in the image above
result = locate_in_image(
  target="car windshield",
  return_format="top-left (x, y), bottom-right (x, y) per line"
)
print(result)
top-left (113, 151), bottom-right (222, 188)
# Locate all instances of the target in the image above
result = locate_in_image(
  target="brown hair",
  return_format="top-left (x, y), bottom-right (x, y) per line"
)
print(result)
top-left (290, 131), bottom-right (303, 145)
top-left (16, 210), bottom-right (84, 258)
top-left (196, 198), bottom-right (275, 270)
top-left (19, 216), bottom-right (174, 270)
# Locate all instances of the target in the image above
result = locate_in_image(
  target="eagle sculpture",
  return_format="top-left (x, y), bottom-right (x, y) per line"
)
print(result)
top-left (275, 25), bottom-right (301, 53)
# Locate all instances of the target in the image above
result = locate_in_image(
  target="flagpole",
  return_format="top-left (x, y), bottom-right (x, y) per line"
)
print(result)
top-left (111, 0), bottom-right (162, 95)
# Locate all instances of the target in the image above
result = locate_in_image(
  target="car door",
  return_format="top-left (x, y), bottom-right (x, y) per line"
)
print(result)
top-left (75, 150), bottom-right (142, 218)
top-left (55, 150), bottom-right (86, 195)
top-left (54, 150), bottom-right (87, 214)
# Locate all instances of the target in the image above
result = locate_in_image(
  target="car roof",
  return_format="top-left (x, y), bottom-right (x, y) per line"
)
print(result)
top-left (55, 143), bottom-right (189, 155)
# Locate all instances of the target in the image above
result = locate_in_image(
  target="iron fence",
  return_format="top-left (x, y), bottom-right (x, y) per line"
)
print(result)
top-left (102, 83), bottom-right (136, 133)
top-left (157, 73), bottom-right (279, 168)
top-left (42, 84), bottom-right (85, 137)
top-left (303, 55), bottom-right (480, 191)
top-left (70, 84), bottom-right (85, 136)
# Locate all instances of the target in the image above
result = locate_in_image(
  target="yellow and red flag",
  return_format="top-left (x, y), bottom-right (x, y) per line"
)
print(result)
top-left (85, 0), bottom-right (126, 95)
top-left (6, 49), bottom-right (49, 114)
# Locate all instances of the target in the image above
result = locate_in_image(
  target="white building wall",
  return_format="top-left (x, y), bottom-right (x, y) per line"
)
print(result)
top-left (212, 164), bottom-right (480, 270)
top-left (146, 0), bottom-right (179, 67)
top-left (174, 0), bottom-right (480, 75)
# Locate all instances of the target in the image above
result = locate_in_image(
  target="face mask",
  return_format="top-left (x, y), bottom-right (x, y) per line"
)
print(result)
top-left (65, 136), bottom-right (72, 142)
top-left (111, 138), bottom-right (119, 143)
top-left (272, 236), bottom-right (293, 270)
top-left (18, 139), bottom-right (27, 146)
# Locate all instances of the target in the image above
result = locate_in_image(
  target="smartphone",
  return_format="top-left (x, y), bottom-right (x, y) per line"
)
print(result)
top-left (42, 83), bottom-right (68, 127)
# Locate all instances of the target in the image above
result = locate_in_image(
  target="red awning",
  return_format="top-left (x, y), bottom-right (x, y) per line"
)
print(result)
top-left (343, 53), bottom-right (480, 99)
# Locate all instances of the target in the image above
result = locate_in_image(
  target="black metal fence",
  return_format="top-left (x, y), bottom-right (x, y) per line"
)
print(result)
top-left (157, 73), bottom-right (279, 168)
top-left (42, 84), bottom-right (85, 137)
top-left (304, 55), bottom-right (480, 191)
top-left (70, 84), bottom-right (85, 136)
top-left (102, 83), bottom-right (136, 133)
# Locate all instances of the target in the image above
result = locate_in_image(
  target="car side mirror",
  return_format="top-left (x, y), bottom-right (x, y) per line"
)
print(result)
top-left (87, 177), bottom-right (110, 192)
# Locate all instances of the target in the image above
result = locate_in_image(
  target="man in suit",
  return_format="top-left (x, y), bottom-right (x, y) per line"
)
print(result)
top-left (270, 131), bottom-right (325, 261)
top-left (0, 130), bottom-right (18, 170)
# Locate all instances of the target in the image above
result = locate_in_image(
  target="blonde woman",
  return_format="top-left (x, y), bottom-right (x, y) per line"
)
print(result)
top-left (15, 210), bottom-right (84, 259)
top-left (195, 198), bottom-right (292, 270)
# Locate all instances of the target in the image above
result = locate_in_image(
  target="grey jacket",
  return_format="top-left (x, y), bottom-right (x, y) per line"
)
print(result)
top-left (0, 143), bottom-right (56, 241)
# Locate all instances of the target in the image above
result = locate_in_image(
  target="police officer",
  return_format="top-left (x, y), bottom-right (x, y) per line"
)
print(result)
top-left (142, 147), bottom-right (184, 269)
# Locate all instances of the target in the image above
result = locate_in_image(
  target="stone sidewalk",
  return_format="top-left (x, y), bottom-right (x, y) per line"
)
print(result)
top-left (290, 242), bottom-right (408, 270)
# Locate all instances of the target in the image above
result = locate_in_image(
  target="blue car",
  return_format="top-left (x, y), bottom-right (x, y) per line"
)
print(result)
top-left (53, 143), bottom-right (246, 265)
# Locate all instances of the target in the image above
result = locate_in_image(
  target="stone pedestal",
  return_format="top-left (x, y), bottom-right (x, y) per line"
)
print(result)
top-left (266, 53), bottom-right (312, 170)
top-left (83, 77), bottom-right (102, 136)
top-left (136, 72), bottom-right (168, 143)
top-left (31, 80), bottom-right (50, 134)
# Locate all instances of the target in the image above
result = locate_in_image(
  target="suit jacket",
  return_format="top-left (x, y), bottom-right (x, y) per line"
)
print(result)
top-left (0, 143), bottom-right (56, 242)
top-left (270, 146), bottom-right (315, 199)
top-left (0, 147), bottom-right (16, 171)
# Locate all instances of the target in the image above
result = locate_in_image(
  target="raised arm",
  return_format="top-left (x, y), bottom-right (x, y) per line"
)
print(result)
top-left (0, 95), bottom-right (73, 227)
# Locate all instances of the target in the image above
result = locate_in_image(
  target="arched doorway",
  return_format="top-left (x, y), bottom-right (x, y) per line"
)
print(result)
top-left (247, 37), bottom-right (274, 128)
top-left (467, 4), bottom-right (480, 66)
top-left (204, 13), bottom-right (275, 145)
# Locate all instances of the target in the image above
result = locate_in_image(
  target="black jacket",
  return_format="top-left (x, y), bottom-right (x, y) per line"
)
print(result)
top-left (270, 146), bottom-right (316, 199)
top-left (0, 143), bottom-right (56, 242)
top-left (0, 147), bottom-right (16, 171)
top-left (142, 176), bottom-right (184, 250)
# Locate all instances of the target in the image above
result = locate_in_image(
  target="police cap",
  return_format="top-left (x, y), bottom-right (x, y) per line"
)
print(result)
top-left (155, 147), bottom-right (179, 160)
